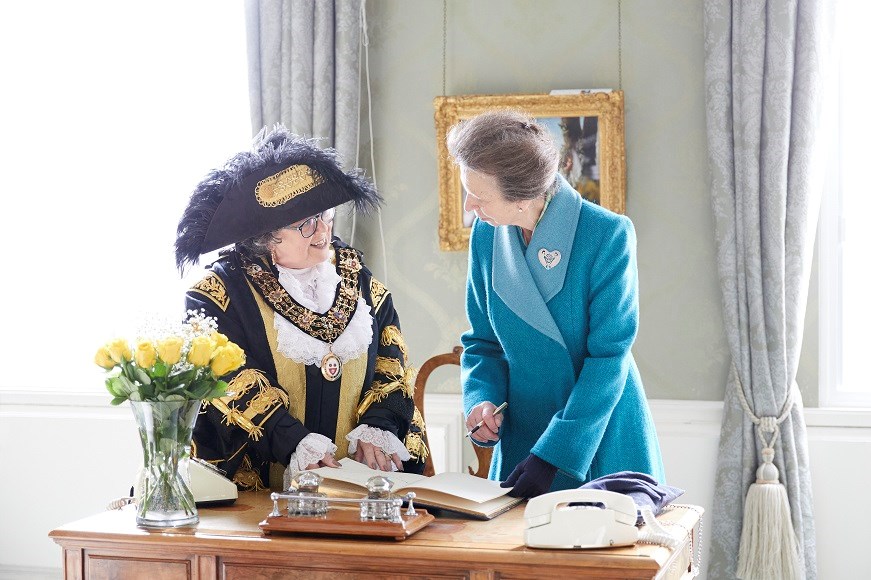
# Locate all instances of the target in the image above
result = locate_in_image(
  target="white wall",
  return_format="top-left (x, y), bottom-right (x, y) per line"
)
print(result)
top-left (2, 392), bottom-right (868, 580)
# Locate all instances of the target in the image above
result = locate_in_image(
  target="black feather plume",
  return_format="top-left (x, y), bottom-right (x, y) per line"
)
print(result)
top-left (175, 125), bottom-right (381, 273)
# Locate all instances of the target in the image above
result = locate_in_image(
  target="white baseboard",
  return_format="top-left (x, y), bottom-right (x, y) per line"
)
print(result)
top-left (0, 565), bottom-right (61, 580)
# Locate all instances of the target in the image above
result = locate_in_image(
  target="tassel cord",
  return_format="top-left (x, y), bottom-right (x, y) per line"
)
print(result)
top-left (731, 364), bottom-right (805, 580)
top-left (732, 363), bottom-right (797, 455)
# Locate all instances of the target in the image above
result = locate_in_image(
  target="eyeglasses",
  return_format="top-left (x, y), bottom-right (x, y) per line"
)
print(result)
top-left (285, 208), bottom-right (336, 239)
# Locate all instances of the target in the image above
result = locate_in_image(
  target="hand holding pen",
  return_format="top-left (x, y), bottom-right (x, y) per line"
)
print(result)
top-left (465, 401), bottom-right (507, 443)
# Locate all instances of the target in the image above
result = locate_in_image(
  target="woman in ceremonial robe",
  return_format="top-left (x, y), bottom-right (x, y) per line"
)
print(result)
top-left (448, 110), bottom-right (665, 498)
top-left (175, 126), bottom-right (427, 491)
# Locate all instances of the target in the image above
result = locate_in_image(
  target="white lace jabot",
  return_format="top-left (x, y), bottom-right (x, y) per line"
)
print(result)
top-left (273, 260), bottom-right (373, 366)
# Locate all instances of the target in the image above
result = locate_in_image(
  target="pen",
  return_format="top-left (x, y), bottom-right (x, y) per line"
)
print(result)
top-left (465, 402), bottom-right (508, 438)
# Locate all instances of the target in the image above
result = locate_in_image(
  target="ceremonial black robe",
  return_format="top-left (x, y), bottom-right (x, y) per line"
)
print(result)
top-left (186, 239), bottom-right (426, 490)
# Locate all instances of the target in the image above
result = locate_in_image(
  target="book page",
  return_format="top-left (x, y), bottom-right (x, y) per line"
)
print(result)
top-left (398, 488), bottom-right (521, 519)
top-left (309, 458), bottom-right (426, 490)
top-left (306, 458), bottom-right (520, 519)
top-left (397, 472), bottom-right (511, 504)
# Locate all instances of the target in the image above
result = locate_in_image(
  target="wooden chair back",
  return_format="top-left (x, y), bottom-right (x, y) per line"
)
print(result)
top-left (413, 346), bottom-right (492, 478)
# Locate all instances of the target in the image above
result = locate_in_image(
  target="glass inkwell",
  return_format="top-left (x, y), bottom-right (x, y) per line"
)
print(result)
top-left (265, 474), bottom-right (424, 537)
top-left (360, 475), bottom-right (400, 522)
top-left (286, 471), bottom-right (328, 517)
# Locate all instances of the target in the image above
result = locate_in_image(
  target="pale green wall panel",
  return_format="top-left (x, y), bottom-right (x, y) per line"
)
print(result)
top-left (351, 0), bottom-right (818, 403)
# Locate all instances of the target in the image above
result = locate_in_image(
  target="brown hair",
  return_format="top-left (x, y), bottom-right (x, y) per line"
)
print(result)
top-left (446, 109), bottom-right (559, 202)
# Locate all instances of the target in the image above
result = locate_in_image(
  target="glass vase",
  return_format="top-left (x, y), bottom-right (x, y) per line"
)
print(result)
top-left (130, 398), bottom-right (202, 528)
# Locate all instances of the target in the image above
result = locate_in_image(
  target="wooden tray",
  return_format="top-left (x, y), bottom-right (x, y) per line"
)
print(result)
top-left (259, 507), bottom-right (435, 541)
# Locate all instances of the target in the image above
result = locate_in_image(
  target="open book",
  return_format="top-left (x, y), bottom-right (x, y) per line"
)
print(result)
top-left (309, 458), bottom-right (521, 520)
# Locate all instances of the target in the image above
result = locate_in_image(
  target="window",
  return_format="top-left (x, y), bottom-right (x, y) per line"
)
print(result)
top-left (0, 1), bottom-right (250, 392)
top-left (819, 1), bottom-right (871, 407)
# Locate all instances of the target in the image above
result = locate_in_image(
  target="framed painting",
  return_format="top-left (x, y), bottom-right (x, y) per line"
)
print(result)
top-left (433, 91), bottom-right (625, 251)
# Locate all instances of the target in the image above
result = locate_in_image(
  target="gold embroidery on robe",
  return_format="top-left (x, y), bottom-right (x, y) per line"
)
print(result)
top-left (246, 385), bottom-right (289, 416)
top-left (224, 369), bottom-right (265, 401)
top-left (208, 369), bottom-right (288, 442)
top-left (232, 455), bottom-right (265, 491)
top-left (225, 442), bottom-right (248, 464)
top-left (411, 406), bottom-right (425, 430)
top-left (190, 272), bottom-right (230, 311)
top-left (380, 325), bottom-right (408, 364)
top-left (357, 380), bottom-right (393, 413)
top-left (355, 365), bottom-right (417, 419)
top-left (375, 356), bottom-right (404, 379)
top-left (402, 366), bottom-right (417, 398)
top-left (370, 277), bottom-right (390, 313)
top-left (403, 407), bottom-right (429, 462)
top-left (404, 430), bottom-right (429, 462)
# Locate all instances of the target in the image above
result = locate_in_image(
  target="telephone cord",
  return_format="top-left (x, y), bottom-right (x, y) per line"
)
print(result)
top-left (642, 503), bottom-right (703, 578)
top-left (106, 496), bottom-right (135, 511)
top-left (637, 506), bottom-right (681, 549)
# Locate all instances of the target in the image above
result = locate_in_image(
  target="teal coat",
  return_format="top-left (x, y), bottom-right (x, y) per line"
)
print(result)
top-left (461, 175), bottom-right (665, 491)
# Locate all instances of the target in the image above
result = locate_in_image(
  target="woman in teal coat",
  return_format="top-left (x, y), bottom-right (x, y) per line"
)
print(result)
top-left (448, 111), bottom-right (665, 498)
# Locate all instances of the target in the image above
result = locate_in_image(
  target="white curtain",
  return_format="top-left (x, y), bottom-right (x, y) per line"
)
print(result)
top-left (704, 0), bottom-right (830, 578)
top-left (245, 0), bottom-right (363, 238)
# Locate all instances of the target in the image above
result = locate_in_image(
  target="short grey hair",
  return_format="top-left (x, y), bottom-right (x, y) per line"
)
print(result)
top-left (236, 230), bottom-right (281, 259)
top-left (446, 109), bottom-right (559, 202)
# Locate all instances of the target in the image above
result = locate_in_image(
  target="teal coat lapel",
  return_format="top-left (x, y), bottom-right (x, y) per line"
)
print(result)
top-left (525, 176), bottom-right (581, 302)
top-left (491, 176), bottom-right (581, 350)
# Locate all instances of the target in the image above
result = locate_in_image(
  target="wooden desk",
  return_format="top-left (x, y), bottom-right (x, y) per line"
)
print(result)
top-left (50, 492), bottom-right (701, 579)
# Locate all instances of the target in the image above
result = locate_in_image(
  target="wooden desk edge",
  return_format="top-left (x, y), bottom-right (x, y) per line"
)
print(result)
top-left (48, 498), bottom-right (702, 578)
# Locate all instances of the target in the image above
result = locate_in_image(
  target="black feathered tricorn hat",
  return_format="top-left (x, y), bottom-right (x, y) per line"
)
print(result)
top-left (175, 124), bottom-right (381, 272)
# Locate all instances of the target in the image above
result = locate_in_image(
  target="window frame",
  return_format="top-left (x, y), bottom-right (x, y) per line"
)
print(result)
top-left (818, 7), bottom-right (871, 408)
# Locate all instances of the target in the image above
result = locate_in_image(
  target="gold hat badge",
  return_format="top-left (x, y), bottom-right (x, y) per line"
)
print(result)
top-left (255, 165), bottom-right (325, 208)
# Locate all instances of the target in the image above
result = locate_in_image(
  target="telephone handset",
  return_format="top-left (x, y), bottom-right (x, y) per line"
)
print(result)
top-left (133, 457), bottom-right (238, 507)
top-left (524, 489), bottom-right (639, 549)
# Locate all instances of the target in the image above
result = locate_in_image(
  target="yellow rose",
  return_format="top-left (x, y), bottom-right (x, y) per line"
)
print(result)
top-left (156, 336), bottom-right (184, 365)
top-left (210, 332), bottom-right (229, 349)
top-left (106, 339), bottom-right (132, 364)
top-left (94, 346), bottom-right (116, 369)
top-left (187, 335), bottom-right (213, 367)
top-left (210, 343), bottom-right (245, 377)
top-left (133, 340), bottom-right (157, 369)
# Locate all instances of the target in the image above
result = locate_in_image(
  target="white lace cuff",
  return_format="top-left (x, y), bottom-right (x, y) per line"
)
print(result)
top-left (285, 433), bottom-right (338, 484)
top-left (346, 425), bottom-right (411, 470)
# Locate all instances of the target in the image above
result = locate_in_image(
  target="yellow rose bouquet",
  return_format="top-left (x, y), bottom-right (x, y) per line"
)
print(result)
top-left (93, 310), bottom-right (246, 528)
top-left (94, 310), bottom-right (245, 405)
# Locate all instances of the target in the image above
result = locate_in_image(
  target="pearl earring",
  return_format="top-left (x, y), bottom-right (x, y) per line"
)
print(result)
top-left (518, 206), bottom-right (524, 213)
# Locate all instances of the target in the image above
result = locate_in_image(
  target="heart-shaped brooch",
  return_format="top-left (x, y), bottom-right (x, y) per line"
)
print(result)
top-left (538, 248), bottom-right (561, 270)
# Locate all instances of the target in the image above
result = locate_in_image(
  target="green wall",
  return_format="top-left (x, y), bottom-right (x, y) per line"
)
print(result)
top-left (352, 0), bottom-right (818, 403)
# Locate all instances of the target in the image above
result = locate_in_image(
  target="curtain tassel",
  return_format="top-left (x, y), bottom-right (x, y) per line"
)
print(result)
top-left (736, 446), bottom-right (803, 580)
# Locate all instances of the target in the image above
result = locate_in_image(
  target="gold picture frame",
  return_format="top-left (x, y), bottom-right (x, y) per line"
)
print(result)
top-left (434, 92), bottom-right (626, 251)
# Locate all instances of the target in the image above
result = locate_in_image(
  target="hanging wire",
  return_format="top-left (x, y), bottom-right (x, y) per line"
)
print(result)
top-left (357, 0), bottom-right (388, 281)
top-left (617, 0), bottom-right (623, 90)
top-left (351, 0), bottom-right (365, 246)
top-left (442, 0), bottom-right (447, 95)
